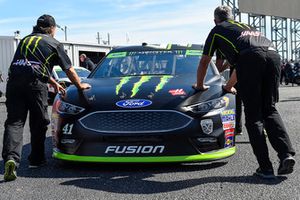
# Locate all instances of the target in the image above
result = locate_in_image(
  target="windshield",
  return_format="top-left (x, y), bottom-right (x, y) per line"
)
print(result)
top-left (55, 68), bottom-right (90, 79)
top-left (92, 50), bottom-right (216, 78)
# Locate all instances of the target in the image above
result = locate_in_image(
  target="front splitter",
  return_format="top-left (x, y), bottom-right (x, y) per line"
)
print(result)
top-left (53, 147), bottom-right (236, 163)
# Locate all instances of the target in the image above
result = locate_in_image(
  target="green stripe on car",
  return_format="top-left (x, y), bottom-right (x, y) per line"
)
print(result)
top-left (53, 147), bottom-right (236, 163)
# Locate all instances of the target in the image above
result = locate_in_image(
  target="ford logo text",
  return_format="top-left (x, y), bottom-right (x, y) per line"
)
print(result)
top-left (116, 99), bottom-right (152, 108)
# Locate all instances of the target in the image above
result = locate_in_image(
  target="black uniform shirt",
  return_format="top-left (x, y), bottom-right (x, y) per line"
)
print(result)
top-left (203, 19), bottom-right (274, 65)
top-left (9, 33), bottom-right (72, 82)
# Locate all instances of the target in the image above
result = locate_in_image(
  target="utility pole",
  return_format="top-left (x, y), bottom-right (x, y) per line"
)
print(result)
top-left (57, 24), bottom-right (68, 41)
top-left (96, 32), bottom-right (101, 44)
top-left (107, 33), bottom-right (110, 45)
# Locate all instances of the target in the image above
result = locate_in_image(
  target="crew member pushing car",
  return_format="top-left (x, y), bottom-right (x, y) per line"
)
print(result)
top-left (2, 14), bottom-right (90, 181)
top-left (193, 6), bottom-right (295, 179)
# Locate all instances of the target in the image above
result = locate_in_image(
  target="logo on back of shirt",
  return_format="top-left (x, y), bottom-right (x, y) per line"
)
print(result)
top-left (240, 31), bottom-right (262, 37)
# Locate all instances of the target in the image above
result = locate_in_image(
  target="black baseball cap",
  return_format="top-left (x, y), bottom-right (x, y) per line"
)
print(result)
top-left (37, 14), bottom-right (56, 28)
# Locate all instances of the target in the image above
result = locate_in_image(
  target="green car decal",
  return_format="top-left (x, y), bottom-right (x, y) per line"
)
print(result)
top-left (185, 50), bottom-right (203, 56)
top-left (53, 146), bottom-right (236, 163)
top-left (131, 76), bottom-right (152, 97)
top-left (115, 75), bottom-right (173, 98)
top-left (116, 77), bottom-right (131, 95)
top-left (107, 52), bottom-right (127, 58)
top-left (155, 75), bottom-right (173, 92)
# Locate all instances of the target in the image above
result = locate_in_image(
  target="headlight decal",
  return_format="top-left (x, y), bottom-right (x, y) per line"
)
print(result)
top-left (57, 100), bottom-right (85, 115)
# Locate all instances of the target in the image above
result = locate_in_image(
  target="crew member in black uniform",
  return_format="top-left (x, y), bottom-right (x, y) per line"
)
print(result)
top-left (2, 14), bottom-right (91, 181)
top-left (193, 6), bottom-right (295, 179)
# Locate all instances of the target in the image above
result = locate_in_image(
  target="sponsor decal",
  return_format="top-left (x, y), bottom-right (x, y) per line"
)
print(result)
top-left (221, 114), bottom-right (235, 122)
top-left (131, 76), bottom-right (152, 97)
top-left (221, 109), bottom-right (236, 129)
top-left (240, 30), bottom-right (262, 37)
top-left (185, 49), bottom-right (203, 56)
top-left (221, 109), bottom-right (235, 116)
top-left (225, 129), bottom-right (234, 148)
top-left (105, 145), bottom-right (165, 154)
top-left (200, 119), bottom-right (213, 135)
top-left (169, 89), bottom-right (186, 96)
top-left (223, 121), bottom-right (236, 130)
top-left (115, 75), bottom-right (173, 98)
top-left (107, 52), bottom-right (127, 58)
top-left (116, 99), bottom-right (152, 108)
top-left (116, 77), bottom-right (131, 95)
top-left (155, 75), bottom-right (173, 92)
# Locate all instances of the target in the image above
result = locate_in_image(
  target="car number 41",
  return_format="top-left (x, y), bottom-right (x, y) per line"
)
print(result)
top-left (62, 124), bottom-right (74, 135)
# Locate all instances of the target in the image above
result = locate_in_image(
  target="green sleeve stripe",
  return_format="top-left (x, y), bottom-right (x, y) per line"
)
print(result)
top-left (215, 34), bottom-right (239, 54)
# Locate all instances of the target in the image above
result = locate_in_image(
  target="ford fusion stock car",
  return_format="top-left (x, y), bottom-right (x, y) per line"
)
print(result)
top-left (51, 44), bottom-right (236, 163)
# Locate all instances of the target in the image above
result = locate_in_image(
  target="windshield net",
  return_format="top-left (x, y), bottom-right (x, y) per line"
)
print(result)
top-left (93, 50), bottom-right (216, 78)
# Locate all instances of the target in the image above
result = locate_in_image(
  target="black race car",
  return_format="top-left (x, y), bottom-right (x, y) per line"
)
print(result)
top-left (51, 44), bottom-right (236, 163)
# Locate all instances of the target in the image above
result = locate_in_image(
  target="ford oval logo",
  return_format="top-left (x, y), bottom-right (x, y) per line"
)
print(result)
top-left (116, 99), bottom-right (152, 108)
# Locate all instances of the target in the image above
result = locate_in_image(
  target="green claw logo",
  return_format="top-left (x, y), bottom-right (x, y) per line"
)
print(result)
top-left (131, 76), bottom-right (152, 97)
top-left (116, 77), bottom-right (131, 95)
top-left (155, 75), bottom-right (173, 92)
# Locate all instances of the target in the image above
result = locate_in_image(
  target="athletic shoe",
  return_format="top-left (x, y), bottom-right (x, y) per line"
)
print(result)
top-left (4, 160), bottom-right (17, 181)
top-left (28, 160), bottom-right (47, 169)
top-left (278, 156), bottom-right (295, 175)
top-left (254, 168), bottom-right (276, 179)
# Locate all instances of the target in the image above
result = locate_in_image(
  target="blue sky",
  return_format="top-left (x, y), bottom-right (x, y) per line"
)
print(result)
top-left (0, 0), bottom-right (221, 45)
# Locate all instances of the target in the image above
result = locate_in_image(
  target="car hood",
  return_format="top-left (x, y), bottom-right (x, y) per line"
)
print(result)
top-left (63, 75), bottom-right (225, 110)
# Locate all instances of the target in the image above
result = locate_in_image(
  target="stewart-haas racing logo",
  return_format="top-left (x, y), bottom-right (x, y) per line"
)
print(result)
top-left (105, 145), bottom-right (165, 154)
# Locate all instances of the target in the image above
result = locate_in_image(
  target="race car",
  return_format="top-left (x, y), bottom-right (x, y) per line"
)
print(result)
top-left (48, 66), bottom-right (90, 102)
top-left (51, 44), bottom-right (236, 163)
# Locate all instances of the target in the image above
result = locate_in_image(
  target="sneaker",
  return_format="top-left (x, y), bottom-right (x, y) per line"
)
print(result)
top-left (28, 160), bottom-right (46, 169)
top-left (254, 168), bottom-right (276, 179)
top-left (4, 160), bottom-right (17, 181)
top-left (278, 156), bottom-right (295, 175)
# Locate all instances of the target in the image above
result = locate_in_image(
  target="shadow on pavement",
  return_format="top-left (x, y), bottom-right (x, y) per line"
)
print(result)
top-left (59, 175), bottom-right (287, 194)
top-left (0, 137), bottom-right (287, 192)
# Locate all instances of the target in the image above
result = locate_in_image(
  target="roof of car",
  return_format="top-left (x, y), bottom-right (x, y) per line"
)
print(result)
top-left (111, 44), bottom-right (204, 52)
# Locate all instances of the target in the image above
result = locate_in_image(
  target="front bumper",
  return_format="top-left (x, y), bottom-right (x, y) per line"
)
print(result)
top-left (53, 146), bottom-right (236, 163)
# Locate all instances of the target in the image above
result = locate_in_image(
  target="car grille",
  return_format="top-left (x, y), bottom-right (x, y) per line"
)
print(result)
top-left (79, 110), bottom-right (193, 133)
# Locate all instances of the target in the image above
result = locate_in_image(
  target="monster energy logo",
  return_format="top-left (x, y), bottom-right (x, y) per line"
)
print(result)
top-left (131, 76), bottom-right (152, 97)
top-left (116, 77), bottom-right (131, 95)
top-left (21, 36), bottom-right (43, 57)
top-left (116, 75), bottom-right (174, 98)
top-left (155, 75), bottom-right (173, 92)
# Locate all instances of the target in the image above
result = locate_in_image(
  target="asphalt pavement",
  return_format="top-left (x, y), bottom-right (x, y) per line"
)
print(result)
top-left (0, 85), bottom-right (299, 200)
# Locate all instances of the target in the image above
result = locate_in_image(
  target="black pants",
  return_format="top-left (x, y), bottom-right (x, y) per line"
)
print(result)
top-left (230, 68), bottom-right (243, 133)
top-left (235, 91), bottom-right (243, 133)
top-left (2, 77), bottom-right (49, 167)
top-left (236, 48), bottom-right (295, 171)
